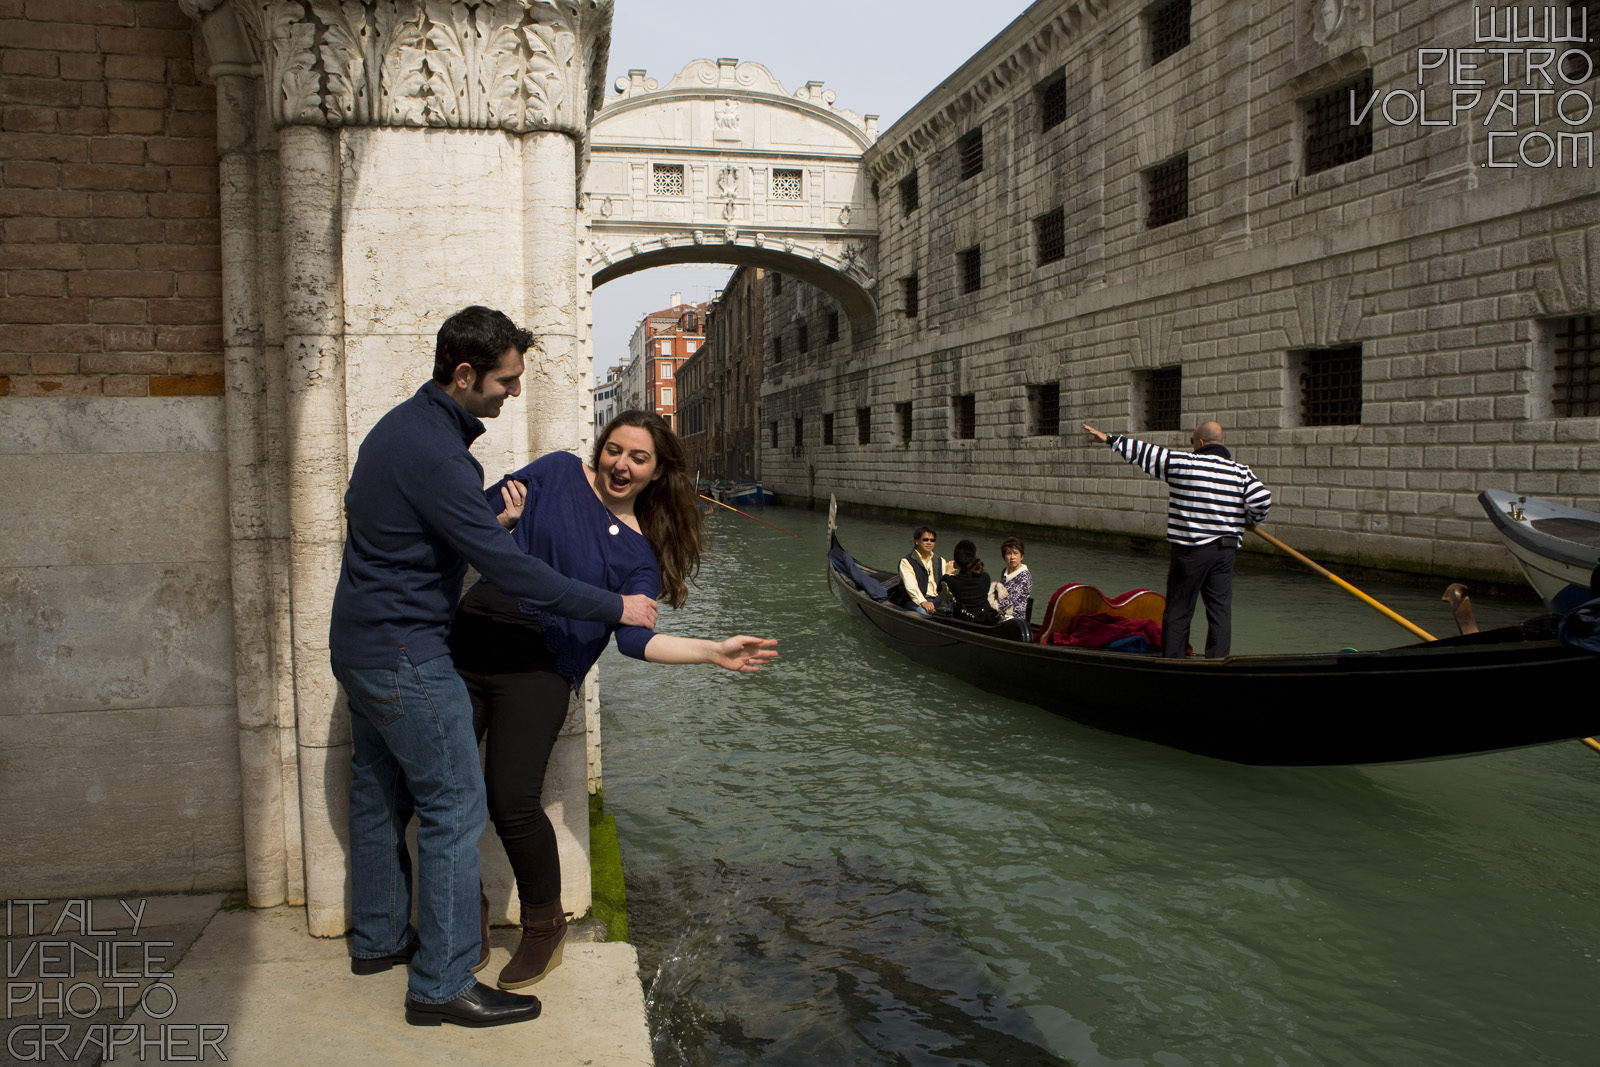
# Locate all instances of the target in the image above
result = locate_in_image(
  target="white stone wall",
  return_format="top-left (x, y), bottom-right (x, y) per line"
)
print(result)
top-left (0, 398), bottom-right (244, 897)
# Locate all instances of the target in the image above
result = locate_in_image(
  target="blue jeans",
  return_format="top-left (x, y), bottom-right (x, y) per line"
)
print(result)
top-left (333, 652), bottom-right (485, 1004)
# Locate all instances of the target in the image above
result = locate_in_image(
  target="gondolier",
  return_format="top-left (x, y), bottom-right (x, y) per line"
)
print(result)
top-left (1082, 421), bottom-right (1271, 659)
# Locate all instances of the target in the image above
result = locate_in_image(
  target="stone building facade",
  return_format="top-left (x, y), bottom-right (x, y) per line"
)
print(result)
top-left (679, 263), bottom-right (767, 481)
top-left (756, 0), bottom-right (1600, 579)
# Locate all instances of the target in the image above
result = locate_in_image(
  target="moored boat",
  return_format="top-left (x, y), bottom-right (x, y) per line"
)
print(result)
top-left (1478, 489), bottom-right (1600, 612)
top-left (827, 502), bottom-right (1600, 766)
top-left (723, 481), bottom-right (776, 506)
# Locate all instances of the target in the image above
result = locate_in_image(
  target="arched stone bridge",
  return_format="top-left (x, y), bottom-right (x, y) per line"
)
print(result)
top-left (583, 58), bottom-right (881, 342)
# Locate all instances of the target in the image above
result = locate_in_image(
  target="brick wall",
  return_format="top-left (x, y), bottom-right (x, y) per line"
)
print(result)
top-left (0, 0), bottom-right (222, 398)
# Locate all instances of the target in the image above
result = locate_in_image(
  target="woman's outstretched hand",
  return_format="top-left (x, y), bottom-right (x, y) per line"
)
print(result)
top-left (711, 636), bottom-right (779, 673)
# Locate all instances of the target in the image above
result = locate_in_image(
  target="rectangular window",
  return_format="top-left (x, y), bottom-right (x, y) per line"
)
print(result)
top-left (857, 406), bottom-right (872, 445)
top-left (660, 386), bottom-right (673, 405)
top-left (1292, 345), bottom-right (1363, 425)
top-left (771, 335), bottom-right (783, 363)
top-left (1037, 71), bottom-right (1067, 131)
top-left (902, 274), bottom-right (919, 318)
top-left (1036, 207), bottom-right (1066, 265)
top-left (958, 128), bottom-right (984, 180)
top-left (1146, 0), bottom-right (1191, 65)
top-left (798, 323), bottom-right (810, 352)
top-left (1304, 70), bottom-right (1374, 176)
top-left (896, 401), bottom-right (913, 442)
top-left (1144, 153), bottom-right (1189, 229)
top-left (1028, 383), bottom-right (1061, 436)
top-left (660, 362), bottom-right (673, 379)
top-left (772, 167), bottom-right (803, 200)
top-left (1140, 365), bottom-right (1183, 431)
top-left (959, 246), bottom-right (981, 294)
top-left (952, 394), bottom-right (976, 439)
top-left (651, 163), bottom-right (684, 196)
top-left (899, 171), bottom-right (919, 215)
top-left (769, 421), bottom-right (778, 448)
top-left (793, 415), bottom-right (804, 447)
top-left (827, 311), bottom-right (840, 343)
top-left (771, 273), bottom-right (782, 296)
top-left (823, 413), bottom-right (835, 446)
top-left (1551, 314), bottom-right (1600, 416)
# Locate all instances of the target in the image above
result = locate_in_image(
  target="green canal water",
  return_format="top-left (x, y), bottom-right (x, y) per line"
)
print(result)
top-left (597, 505), bottom-right (1599, 1066)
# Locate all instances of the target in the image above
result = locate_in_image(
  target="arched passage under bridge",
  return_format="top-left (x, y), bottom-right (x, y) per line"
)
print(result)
top-left (584, 58), bottom-right (880, 345)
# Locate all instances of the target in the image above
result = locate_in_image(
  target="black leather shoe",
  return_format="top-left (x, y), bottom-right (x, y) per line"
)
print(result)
top-left (404, 982), bottom-right (541, 1028)
top-left (350, 940), bottom-right (418, 976)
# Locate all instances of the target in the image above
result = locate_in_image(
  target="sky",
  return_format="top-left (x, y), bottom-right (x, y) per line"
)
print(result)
top-left (589, 0), bottom-right (1036, 373)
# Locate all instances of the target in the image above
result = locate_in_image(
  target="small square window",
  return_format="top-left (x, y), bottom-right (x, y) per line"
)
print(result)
top-left (772, 167), bottom-right (803, 200)
top-left (1140, 365), bottom-right (1182, 431)
top-left (1037, 71), bottom-right (1067, 131)
top-left (1549, 314), bottom-right (1600, 416)
top-left (902, 274), bottom-right (919, 318)
top-left (1292, 345), bottom-right (1363, 425)
top-left (1144, 153), bottom-right (1188, 229)
top-left (959, 246), bottom-right (981, 294)
top-left (1146, 0), bottom-right (1191, 65)
top-left (823, 413), bottom-right (835, 446)
top-left (857, 406), bottom-right (872, 445)
top-left (896, 401), bottom-right (913, 443)
top-left (1304, 70), bottom-right (1374, 176)
top-left (899, 172), bottom-right (919, 215)
top-left (1036, 208), bottom-right (1065, 265)
top-left (1028, 383), bottom-right (1061, 436)
top-left (953, 394), bottom-right (976, 439)
top-left (958, 128), bottom-right (984, 180)
top-left (651, 163), bottom-right (684, 196)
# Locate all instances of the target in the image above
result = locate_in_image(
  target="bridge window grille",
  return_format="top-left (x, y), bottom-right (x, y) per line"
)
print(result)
top-left (1292, 345), bottom-right (1364, 425)
top-left (1144, 153), bottom-right (1188, 229)
top-left (827, 311), bottom-right (840, 343)
top-left (651, 163), bottom-right (684, 197)
top-left (900, 172), bottom-right (919, 215)
top-left (959, 246), bottom-right (981, 293)
top-left (1140, 366), bottom-right (1182, 431)
top-left (1036, 208), bottom-right (1065, 265)
top-left (953, 394), bottom-right (976, 439)
top-left (1304, 70), bottom-right (1373, 176)
top-left (823, 413), bottom-right (835, 446)
top-left (858, 407), bottom-right (872, 445)
top-left (772, 167), bottom-right (803, 200)
top-left (902, 274), bottom-right (919, 318)
top-left (799, 323), bottom-right (810, 352)
top-left (1551, 315), bottom-right (1600, 416)
top-left (1146, 0), bottom-right (1191, 65)
top-left (1028, 383), bottom-right (1061, 436)
top-left (896, 401), bottom-right (913, 442)
top-left (958, 128), bottom-right (984, 180)
top-left (1037, 71), bottom-right (1067, 131)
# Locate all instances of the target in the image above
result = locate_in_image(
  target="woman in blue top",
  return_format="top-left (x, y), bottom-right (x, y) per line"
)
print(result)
top-left (449, 410), bottom-right (776, 992)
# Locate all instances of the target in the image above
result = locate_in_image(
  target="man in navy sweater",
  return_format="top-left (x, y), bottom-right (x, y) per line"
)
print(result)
top-left (330, 306), bottom-right (657, 1028)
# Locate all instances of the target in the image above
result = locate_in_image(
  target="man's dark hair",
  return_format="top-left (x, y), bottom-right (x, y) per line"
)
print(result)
top-left (432, 306), bottom-right (533, 386)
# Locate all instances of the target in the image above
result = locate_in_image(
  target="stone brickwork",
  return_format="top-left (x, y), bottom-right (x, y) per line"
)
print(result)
top-left (756, 0), bottom-right (1600, 578)
top-left (0, 0), bottom-right (223, 398)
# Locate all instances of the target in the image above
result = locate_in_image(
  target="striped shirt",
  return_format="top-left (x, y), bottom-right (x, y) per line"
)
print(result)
top-left (1108, 434), bottom-right (1272, 547)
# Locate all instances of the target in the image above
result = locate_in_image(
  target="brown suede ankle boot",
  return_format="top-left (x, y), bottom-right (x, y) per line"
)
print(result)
top-left (471, 885), bottom-right (490, 973)
top-left (496, 900), bottom-right (567, 990)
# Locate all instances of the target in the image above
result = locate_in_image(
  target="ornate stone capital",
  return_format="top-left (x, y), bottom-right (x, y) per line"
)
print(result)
top-left (187, 0), bottom-right (613, 135)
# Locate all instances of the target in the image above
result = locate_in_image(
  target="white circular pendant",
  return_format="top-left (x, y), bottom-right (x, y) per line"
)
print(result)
top-left (608, 524), bottom-right (620, 536)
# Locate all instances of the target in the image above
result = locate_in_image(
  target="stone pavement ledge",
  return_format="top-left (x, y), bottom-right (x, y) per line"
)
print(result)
top-left (3, 893), bottom-right (654, 1067)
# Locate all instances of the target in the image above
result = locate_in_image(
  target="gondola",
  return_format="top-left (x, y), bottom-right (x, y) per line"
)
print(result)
top-left (826, 501), bottom-right (1600, 766)
top-left (1479, 489), bottom-right (1600, 612)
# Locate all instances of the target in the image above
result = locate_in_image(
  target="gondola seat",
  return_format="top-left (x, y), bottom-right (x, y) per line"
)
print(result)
top-left (1035, 584), bottom-right (1166, 647)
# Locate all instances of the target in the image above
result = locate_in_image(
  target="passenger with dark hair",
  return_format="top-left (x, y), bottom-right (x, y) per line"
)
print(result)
top-left (451, 409), bottom-right (777, 992)
top-left (898, 525), bottom-right (952, 614)
top-left (994, 536), bottom-right (1032, 623)
top-left (938, 540), bottom-right (1001, 625)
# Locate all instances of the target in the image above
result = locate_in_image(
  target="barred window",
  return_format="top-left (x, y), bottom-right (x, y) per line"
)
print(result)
top-left (793, 415), bottom-right (804, 447)
top-left (1140, 365), bottom-right (1182, 431)
top-left (1145, 153), bottom-right (1188, 229)
top-left (900, 172), bottom-right (920, 215)
top-left (1147, 0), bottom-right (1191, 65)
top-left (1036, 207), bottom-right (1065, 265)
top-left (1028, 383), bottom-right (1061, 436)
top-left (959, 246), bottom-right (981, 294)
top-left (827, 311), bottom-right (840, 343)
top-left (1037, 71), bottom-right (1068, 131)
top-left (897, 401), bottom-right (913, 442)
top-left (1304, 70), bottom-right (1373, 176)
top-left (799, 323), bottom-right (809, 353)
top-left (902, 274), bottom-right (919, 318)
top-left (857, 406), bottom-right (872, 445)
top-left (958, 128), bottom-right (984, 180)
top-left (1292, 345), bottom-right (1364, 426)
top-left (823, 413), bottom-right (835, 446)
top-left (651, 163), bottom-right (684, 196)
top-left (1551, 315), bottom-right (1600, 416)
top-left (953, 394), bottom-right (976, 439)
top-left (772, 167), bottom-right (803, 200)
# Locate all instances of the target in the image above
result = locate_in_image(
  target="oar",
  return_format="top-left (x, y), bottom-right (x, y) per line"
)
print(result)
top-left (1249, 527), bottom-right (1436, 641)
top-left (1253, 528), bottom-right (1600, 754)
top-left (698, 493), bottom-right (802, 538)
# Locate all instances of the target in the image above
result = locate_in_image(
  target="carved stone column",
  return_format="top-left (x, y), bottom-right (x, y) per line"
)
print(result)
top-left (185, 0), bottom-right (616, 936)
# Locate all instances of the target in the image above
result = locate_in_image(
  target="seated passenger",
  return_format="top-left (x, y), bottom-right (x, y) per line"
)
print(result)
top-left (993, 536), bottom-right (1033, 624)
top-left (938, 540), bottom-right (1001, 625)
top-left (898, 525), bottom-right (950, 615)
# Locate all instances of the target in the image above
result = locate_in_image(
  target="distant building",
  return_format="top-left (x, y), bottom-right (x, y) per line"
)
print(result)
top-left (679, 266), bottom-right (767, 480)
top-left (619, 293), bottom-right (705, 431)
top-left (592, 363), bottom-right (624, 436)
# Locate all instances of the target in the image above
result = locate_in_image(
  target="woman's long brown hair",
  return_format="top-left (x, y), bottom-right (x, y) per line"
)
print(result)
top-left (592, 410), bottom-right (702, 609)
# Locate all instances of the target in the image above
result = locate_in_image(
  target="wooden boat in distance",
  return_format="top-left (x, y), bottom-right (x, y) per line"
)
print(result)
top-left (826, 505), bottom-right (1600, 766)
top-left (1479, 489), bottom-right (1600, 613)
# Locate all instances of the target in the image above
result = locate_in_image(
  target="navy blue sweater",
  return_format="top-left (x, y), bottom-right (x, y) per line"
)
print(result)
top-left (329, 382), bottom-right (622, 669)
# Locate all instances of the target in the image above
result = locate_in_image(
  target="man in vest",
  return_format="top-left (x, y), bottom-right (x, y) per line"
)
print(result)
top-left (898, 525), bottom-right (953, 615)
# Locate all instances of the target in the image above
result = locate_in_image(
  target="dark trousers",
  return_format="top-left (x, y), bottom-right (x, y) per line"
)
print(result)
top-left (1162, 540), bottom-right (1236, 659)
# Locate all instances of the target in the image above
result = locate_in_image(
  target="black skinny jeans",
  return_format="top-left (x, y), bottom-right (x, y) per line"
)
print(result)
top-left (450, 584), bottom-right (573, 906)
